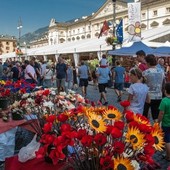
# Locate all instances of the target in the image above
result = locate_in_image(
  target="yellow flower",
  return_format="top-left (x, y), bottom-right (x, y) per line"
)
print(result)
top-left (151, 123), bottom-right (165, 151)
top-left (125, 127), bottom-right (145, 150)
top-left (103, 108), bottom-right (122, 121)
top-left (114, 157), bottom-right (134, 170)
top-left (87, 113), bottom-right (106, 133)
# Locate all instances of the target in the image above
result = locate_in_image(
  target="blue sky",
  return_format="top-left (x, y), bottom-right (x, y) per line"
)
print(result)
top-left (0, 0), bottom-right (106, 37)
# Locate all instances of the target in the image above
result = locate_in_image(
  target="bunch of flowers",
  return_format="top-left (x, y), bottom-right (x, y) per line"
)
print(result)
top-left (105, 36), bottom-right (118, 45)
top-left (35, 100), bottom-right (164, 170)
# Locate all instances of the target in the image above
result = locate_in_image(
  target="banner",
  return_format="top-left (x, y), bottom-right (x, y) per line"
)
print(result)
top-left (116, 19), bottom-right (123, 44)
top-left (128, 2), bottom-right (141, 42)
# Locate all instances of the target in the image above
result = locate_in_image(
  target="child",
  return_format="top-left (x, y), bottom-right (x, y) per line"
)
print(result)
top-left (127, 68), bottom-right (150, 114)
top-left (100, 54), bottom-right (108, 68)
top-left (158, 83), bottom-right (170, 161)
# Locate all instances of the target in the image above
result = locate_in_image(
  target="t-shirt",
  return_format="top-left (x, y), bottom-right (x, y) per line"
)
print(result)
top-left (56, 63), bottom-right (67, 79)
top-left (78, 65), bottom-right (88, 79)
top-left (97, 67), bottom-right (110, 84)
top-left (143, 67), bottom-right (164, 100)
top-left (114, 66), bottom-right (125, 83)
top-left (138, 63), bottom-right (148, 72)
top-left (128, 83), bottom-right (149, 114)
top-left (159, 97), bottom-right (170, 127)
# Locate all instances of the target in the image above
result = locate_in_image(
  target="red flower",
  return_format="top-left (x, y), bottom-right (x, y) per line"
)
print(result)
top-left (100, 156), bottom-right (113, 169)
top-left (35, 146), bottom-right (47, 158)
top-left (60, 123), bottom-right (72, 132)
top-left (46, 115), bottom-right (56, 123)
top-left (40, 134), bottom-right (55, 144)
top-left (81, 135), bottom-right (93, 147)
top-left (120, 100), bottom-right (130, 108)
top-left (106, 125), bottom-right (114, 134)
top-left (113, 141), bottom-right (125, 154)
top-left (145, 134), bottom-right (155, 145)
top-left (43, 122), bottom-right (53, 133)
top-left (94, 133), bottom-right (107, 146)
top-left (57, 113), bottom-right (68, 122)
top-left (43, 89), bottom-right (50, 96)
top-left (144, 145), bottom-right (155, 156)
top-left (20, 88), bottom-right (26, 94)
top-left (111, 127), bottom-right (122, 139)
top-left (74, 129), bottom-right (87, 140)
top-left (114, 121), bottom-right (124, 130)
top-left (138, 124), bottom-right (152, 133)
top-left (125, 110), bottom-right (134, 122)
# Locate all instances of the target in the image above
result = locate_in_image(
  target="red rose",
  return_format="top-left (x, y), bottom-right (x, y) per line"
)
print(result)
top-left (114, 121), bottom-right (124, 130)
top-left (43, 122), bottom-right (52, 133)
top-left (57, 113), bottom-right (68, 122)
top-left (106, 125), bottom-right (114, 134)
top-left (120, 100), bottom-right (130, 107)
top-left (94, 133), bottom-right (107, 146)
top-left (60, 123), bottom-right (72, 132)
top-left (145, 134), bottom-right (155, 145)
top-left (113, 141), bottom-right (125, 154)
top-left (144, 145), bottom-right (155, 156)
top-left (46, 115), bottom-right (56, 123)
top-left (75, 129), bottom-right (87, 140)
top-left (43, 89), bottom-right (50, 96)
top-left (81, 135), bottom-right (93, 147)
top-left (100, 156), bottom-right (113, 169)
top-left (111, 127), bottom-right (122, 139)
top-left (125, 110), bottom-right (134, 122)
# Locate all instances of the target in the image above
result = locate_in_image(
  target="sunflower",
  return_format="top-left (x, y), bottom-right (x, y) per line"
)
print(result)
top-left (151, 124), bottom-right (164, 151)
top-left (87, 113), bottom-right (106, 133)
top-left (103, 108), bottom-right (122, 121)
top-left (125, 127), bottom-right (145, 150)
top-left (114, 157), bottom-right (134, 170)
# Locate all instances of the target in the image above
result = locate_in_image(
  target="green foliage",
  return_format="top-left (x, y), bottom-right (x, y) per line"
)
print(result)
top-left (87, 59), bottom-right (99, 71)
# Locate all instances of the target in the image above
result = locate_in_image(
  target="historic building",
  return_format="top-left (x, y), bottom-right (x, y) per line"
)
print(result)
top-left (0, 35), bottom-right (17, 55)
top-left (45, 0), bottom-right (170, 46)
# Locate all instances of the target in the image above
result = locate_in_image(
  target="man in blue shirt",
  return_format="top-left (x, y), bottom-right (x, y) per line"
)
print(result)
top-left (112, 60), bottom-right (125, 102)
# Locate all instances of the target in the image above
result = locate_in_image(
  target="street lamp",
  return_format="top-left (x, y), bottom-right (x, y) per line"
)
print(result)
top-left (112, 0), bottom-right (116, 66)
top-left (17, 17), bottom-right (22, 47)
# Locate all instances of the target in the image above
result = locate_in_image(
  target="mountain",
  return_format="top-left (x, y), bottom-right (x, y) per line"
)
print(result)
top-left (20, 26), bottom-right (48, 45)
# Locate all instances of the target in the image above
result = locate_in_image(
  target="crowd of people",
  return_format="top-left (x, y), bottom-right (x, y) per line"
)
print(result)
top-left (1, 51), bottom-right (170, 162)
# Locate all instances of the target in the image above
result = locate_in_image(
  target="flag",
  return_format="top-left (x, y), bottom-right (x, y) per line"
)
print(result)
top-left (98, 20), bottom-right (110, 38)
top-left (116, 19), bottom-right (123, 44)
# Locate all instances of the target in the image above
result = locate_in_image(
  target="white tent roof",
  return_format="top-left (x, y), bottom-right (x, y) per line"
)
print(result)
top-left (0, 26), bottom-right (170, 59)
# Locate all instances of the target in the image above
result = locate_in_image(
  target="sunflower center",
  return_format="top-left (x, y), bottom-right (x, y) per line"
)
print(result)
top-left (117, 163), bottom-right (127, 170)
top-left (92, 120), bottom-right (99, 128)
top-left (154, 136), bottom-right (159, 144)
top-left (108, 113), bottom-right (116, 118)
top-left (130, 135), bottom-right (138, 143)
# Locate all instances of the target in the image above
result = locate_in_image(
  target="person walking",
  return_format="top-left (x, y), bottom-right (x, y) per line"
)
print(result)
top-left (56, 56), bottom-right (67, 94)
top-left (158, 83), bottom-right (170, 161)
top-left (78, 61), bottom-right (89, 97)
top-left (112, 60), bottom-right (125, 102)
top-left (65, 63), bottom-right (73, 93)
top-left (143, 54), bottom-right (165, 122)
top-left (96, 65), bottom-right (111, 105)
top-left (127, 68), bottom-right (150, 114)
top-left (43, 64), bottom-right (54, 88)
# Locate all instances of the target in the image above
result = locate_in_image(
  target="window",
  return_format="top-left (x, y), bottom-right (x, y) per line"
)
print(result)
top-left (88, 26), bottom-right (91, 31)
top-left (83, 27), bottom-right (85, 32)
top-left (77, 29), bottom-right (80, 33)
top-left (6, 47), bottom-right (9, 50)
top-left (153, 10), bottom-right (157, 16)
top-left (6, 42), bottom-right (9, 45)
top-left (166, 7), bottom-right (170, 13)
top-left (142, 13), bottom-right (146, 19)
top-left (73, 30), bottom-right (75, 34)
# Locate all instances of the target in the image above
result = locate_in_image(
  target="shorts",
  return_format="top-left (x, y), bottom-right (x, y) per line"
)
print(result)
top-left (98, 83), bottom-right (108, 93)
top-left (114, 83), bottom-right (124, 91)
top-left (56, 78), bottom-right (65, 88)
top-left (162, 126), bottom-right (170, 143)
top-left (79, 78), bottom-right (88, 87)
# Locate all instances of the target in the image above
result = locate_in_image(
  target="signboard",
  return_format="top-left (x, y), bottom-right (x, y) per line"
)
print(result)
top-left (128, 2), bottom-right (141, 42)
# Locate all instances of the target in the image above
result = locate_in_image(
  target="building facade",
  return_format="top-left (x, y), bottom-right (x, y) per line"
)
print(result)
top-left (0, 35), bottom-right (17, 55)
top-left (46, 0), bottom-right (170, 46)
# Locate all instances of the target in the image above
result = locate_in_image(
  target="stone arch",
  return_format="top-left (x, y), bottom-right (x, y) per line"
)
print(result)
top-left (59, 38), bottom-right (65, 43)
top-left (87, 34), bottom-right (91, 38)
top-left (72, 37), bottom-right (75, 41)
top-left (94, 32), bottom-right (99, 37)
top-left (81, 35), bottom-right (85, 39)
top-left (141, 23), bottom-right (147, 29)
top-left (76, 36), bottom-right (80, 40)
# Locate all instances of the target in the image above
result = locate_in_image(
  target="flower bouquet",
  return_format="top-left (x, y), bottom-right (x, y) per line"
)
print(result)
top-left (35, 100), bottom-right (164, 170)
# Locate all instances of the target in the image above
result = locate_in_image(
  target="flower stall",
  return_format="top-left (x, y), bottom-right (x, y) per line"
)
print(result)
top-left (0, 86), bottom-right (165, 170)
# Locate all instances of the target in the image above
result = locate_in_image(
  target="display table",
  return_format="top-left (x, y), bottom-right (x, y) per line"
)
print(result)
top-left (5, 155), bottom-right (72, 170)
top-left (0, 119), bottom-right (39, 134)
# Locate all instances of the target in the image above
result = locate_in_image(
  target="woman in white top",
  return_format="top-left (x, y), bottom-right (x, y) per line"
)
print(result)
top-left (43, 64), bottom-right (54, 88)
top-left (127, 68), bottom-right (150, 114)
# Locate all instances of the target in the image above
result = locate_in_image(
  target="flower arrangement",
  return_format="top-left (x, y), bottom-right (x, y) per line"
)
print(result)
top-left (35, 99), bottom-right (164, 170)
top-left (105, 36), bottom-right (118, 45)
